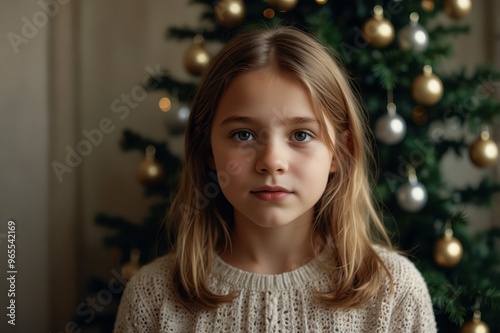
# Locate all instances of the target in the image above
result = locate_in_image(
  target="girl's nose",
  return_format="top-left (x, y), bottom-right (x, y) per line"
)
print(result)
top-left (255, 139), bottom-right (289, 175)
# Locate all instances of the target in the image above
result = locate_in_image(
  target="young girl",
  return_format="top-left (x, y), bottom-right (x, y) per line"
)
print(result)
top-left (114, 26), bottom-right (436, 332)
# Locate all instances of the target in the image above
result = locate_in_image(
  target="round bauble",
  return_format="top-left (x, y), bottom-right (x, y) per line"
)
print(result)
top-left (362, 5), bottom-right (395, 48)
top-left (137, 158), bottom-right (164, 187)
top-left (137, 146), bottom-right (165, 187)
top-left (469, 131), bottom-right (499, 168)
top-left (269, 0), bottom-right (298, 11)
top-left (444, 0), bottom-right (472, 20)
top-left (215, 0), bottom-right (246, 28)
top-left (375, 105), bottom-right (406, 145)
top-left (412, 65), bottom-right (443, 106)
top-left (168, 105), bottom-right (191, 135)
top-left (183, 35), bottom-right (211, 76)
top-left (421, 0), bottom-right (435, 11)
top-left (396, 181), bottom-right (428, 212)
top-left (434, 231), bottom-right (463, 268)
top-left (460, 313), bottom-right (490, 333)
top-left (399, 13), bottom-right (429, 53)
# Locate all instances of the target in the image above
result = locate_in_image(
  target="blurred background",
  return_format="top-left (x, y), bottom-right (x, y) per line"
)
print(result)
top-left (1, 0), bottom-right (500, 332)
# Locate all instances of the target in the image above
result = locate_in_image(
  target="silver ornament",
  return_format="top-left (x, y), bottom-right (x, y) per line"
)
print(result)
top-left (168, 104), bottom-right (190, 135)
top-left (398, 12), bottom-right (428, 53)
top-left (375, 103), bottom-right (406, 145)
top-left (396, 169), bottom-right (428, 212)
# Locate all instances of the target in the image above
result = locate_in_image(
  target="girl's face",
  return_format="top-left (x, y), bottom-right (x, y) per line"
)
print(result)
top-left (210, 70), bottom-right (336, 229)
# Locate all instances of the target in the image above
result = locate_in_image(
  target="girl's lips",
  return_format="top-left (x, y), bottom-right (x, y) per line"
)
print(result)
top-left (251, 190), bottom-right (292, 201)
top-left (250, 185), bottom-right (292, 201)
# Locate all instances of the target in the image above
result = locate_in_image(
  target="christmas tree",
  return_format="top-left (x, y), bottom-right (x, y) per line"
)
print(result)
top-left (93, 1), bottom-right (500, 332)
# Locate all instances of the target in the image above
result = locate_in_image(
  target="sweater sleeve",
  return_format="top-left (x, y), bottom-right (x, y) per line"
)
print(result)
top-left (113, 259), bottom-right (165, 333)
top-left (388, 257), bottom-right (437, 333)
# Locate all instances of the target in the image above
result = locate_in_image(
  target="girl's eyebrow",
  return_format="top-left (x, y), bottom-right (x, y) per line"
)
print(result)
top-left (219, 115), bottom-right (320, 127)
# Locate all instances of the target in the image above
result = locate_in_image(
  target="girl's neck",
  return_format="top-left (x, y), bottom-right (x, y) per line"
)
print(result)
top-left (219, 213), bottom-right (319, 275)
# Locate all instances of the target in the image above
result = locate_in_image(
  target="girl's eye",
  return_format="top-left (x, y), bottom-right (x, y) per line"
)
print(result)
top-left (233, 131), bottom-right (255, 141)
top-left (291, 131), bottom-right (312, 142)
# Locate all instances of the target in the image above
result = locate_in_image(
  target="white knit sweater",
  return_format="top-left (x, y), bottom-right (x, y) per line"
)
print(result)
top-left (114, 247), bottom-right (437, 332)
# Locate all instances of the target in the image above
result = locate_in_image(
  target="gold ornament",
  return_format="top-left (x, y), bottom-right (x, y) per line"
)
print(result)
top-left (316, 0), bottom-right (328, 4)
top-left (183, 34), bottom-right (211, 76)
top-left (269, 0), bottom-right (298, 11)
top-left (137, 145), bottom-right (165, 187)
top-left (362, 5), bottom-right (395, 49)
top-left (412, 106), bottom-right (428, 125)
top-left (469, 129), bottom-right (499, 168)
top-left (215, 0), bottom-right (246, 28)
top-left (263, 8), bottom-right (275, 19)
top-left (434, 227), bottom-right (463, 268)
top-left (121, 249), bottom-right (141, 281)
top-left (460, 311), bottom-right (490, 333)
top-left (411, 65), bottom-right (443, 106)
top-left (444, 0), bottom-right (472, 20)
top-left (421, 0), bottom-right (435, 11)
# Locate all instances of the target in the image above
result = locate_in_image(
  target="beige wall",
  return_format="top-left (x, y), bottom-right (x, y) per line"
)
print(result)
top-left (0, 0), bottom-right (50, 332)
top-left (0, 1), bottom-right (499, 331)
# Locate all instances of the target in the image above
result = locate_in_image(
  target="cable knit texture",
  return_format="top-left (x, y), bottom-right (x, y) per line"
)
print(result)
top-left (114, 246), bottom-right (437, 332)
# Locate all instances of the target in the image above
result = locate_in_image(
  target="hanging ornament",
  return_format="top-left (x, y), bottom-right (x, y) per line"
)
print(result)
top-left (362, 5), bottom-right (395, 49)
top-left (263, 8), bottom-right (275, 19)
top-left (469, 128), bottom-right (499, 168)
top-left (121, 249), bottom-right (142, 282)
top-left (162, 91), bottom-right (190, 135)
top-left (396, 166), bottom-right (428, 212)
top-left (444, 0), bottom-right (472, 20)
top-left (399, 12), bottom-right (429, 53)
top-left (460, 311), bottom-right (490, 333)
top-left (375, 102), bottom-right (406, 144)
top-left (269, 0), bottom-right (298, 11)
top-left (421, 0), bottom-right (435, 11)
top-left (434, 221), bottom-right (463, 268)
top-left (183, 34), bottom-right (211, 77)
top-left (412, 105), bottom-right (428, 125)
top-left (215, 0), bottom-right (246, 28)
top-left (411, 65), bottom-right (443, 106)
top-left (137, 145), bottom-right (165, 187)
top-left (168, 105), bottom-right (191, 136)
top-left (315, 0), bottom-right (328, 4)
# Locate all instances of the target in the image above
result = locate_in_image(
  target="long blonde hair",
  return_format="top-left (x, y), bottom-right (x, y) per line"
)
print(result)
top-left (168, 26), bottom-right (393, 311)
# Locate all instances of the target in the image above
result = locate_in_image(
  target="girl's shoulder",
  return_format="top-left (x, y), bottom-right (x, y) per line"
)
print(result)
top-left (123, 252), bottom-right (177, 299)
top-left (373, 245), bottom-right (426, 281)
top-left (373, 245), bottom-right (434, 308)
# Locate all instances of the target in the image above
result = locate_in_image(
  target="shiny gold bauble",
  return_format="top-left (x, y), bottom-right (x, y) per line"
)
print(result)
top-left (411, 65), bottom-right (443, 106)
top-left (137, 157), bottom-right (164, 187)
top-left (269, 0), bottom-right (298, 11)
top-left (421, 0), bottom-right (435, 11)
top-left (469, 131), bottom-right (499, 168)
top-left (215, 0), bottom-right (246, 28)
top-left (362, 5), bottom-right (395, 48)
top-left (183, 35), bottom-right (211, 76)
top-left (444, 0), bottom-right (472, 20)
top-left (433, 231), bottom-right (463, 268)
top-left (460, 312), bottom-right (490, 333)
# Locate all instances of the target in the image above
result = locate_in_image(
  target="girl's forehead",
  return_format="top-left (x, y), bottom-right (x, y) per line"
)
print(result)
top-left (213, 70), bottom-right (316, 122)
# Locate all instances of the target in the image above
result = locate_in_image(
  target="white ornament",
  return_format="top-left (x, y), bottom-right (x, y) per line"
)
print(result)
top-left (396, 167), bottom-right (428, 212)
top-left (399, 12), bottom-right (429, 53)
top-left (375, 102), bottom-right (406, 145)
